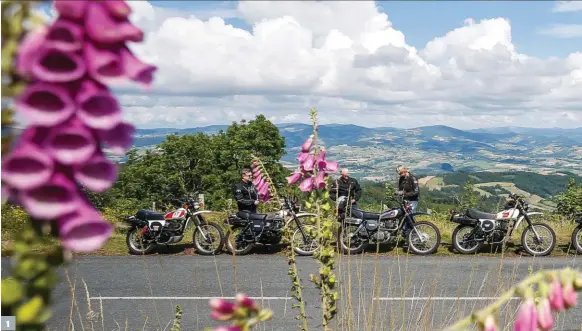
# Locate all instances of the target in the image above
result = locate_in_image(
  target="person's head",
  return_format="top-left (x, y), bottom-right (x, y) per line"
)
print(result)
top-left (241, 168), bottom-right (252, 182)
top-left (341, 168), bottom-right (350, 179)
top-left (396, 165), bottom-right (408, 178)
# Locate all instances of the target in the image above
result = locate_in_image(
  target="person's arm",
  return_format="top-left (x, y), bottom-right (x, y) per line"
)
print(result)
top-left (353, 179), bottom-right (362, 201)
top-left (234, 185), bottom-right (255, 206)
top-left (329, 178), bottom-right (338, 201)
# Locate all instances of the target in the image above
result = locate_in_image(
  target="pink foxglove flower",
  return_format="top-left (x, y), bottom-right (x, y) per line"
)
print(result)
top-left (1, 0), bottom-right (157, 253)
top-left (287, 172), bottom-right (301, 184)
top-left (549, 279), bottom-right (565, 311)
top-left (299, 177), bottom-right (314, 192)
top-left (296, 152), bottom-right (309, 163)
top-left (562, 282), bottom-right (577, 308)
top-left (513, 298), bottom-right (538, 331)
top-left (301, 135), bottom-right (313, 152)
top-left (483, 315), bottom-right (498, 331)
top-left (536, 298), bottom-right (553, 330)
top-left (302, 154), bottom-right (316, 171)
top-left (314, 171), bottom-right (326, 190)
top-left (213, 327), bottom-right (242, 331)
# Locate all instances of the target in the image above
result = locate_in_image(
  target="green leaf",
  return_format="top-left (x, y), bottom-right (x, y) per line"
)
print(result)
top-left (15, 295), bottom-right (44, 324)
top-left (1, 277), bottom-right (24, 305)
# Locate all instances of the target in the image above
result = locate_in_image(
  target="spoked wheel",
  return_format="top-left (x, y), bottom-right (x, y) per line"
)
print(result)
top-left (521, 223), bottom-right (556, 257)
top-left (452, 225), bottom-right (483, 254)
top-left (291, 224), bottom-right (319, 256)
top-left (193, 223), bottom-right (225, 255)
top-left (338, 224), bottom-right (368, 255)
top-left (407, 221), bottom-right (441, 255)
top-left (572, 226), bottom-right (582, 254)
top-left (225, 227), bottom-right (254, 256)
top-left (126, 228), bottom-right (156, 255)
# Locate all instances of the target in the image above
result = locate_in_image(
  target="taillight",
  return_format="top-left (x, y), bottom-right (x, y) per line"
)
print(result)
top-left (449, 209), bottom-right (454, 215)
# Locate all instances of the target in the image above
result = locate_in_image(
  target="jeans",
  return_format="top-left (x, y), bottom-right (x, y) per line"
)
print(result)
top-left (402, 201), bottom-right (418, 236)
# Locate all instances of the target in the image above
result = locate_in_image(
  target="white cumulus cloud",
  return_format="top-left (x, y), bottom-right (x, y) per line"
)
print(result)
top-left (58, 1), bottom-right (582, 129)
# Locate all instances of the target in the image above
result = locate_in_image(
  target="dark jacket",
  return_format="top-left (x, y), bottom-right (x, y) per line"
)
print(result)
top-left (398, 173), bottom-right (420, 201)
top-left (233, 180), bottom-right (258, 213)
top-left (329, 176), bottom-right (362, 202)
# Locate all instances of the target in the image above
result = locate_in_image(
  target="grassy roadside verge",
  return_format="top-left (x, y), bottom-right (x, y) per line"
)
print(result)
top-left (2, 214), bottom-right (579, 258)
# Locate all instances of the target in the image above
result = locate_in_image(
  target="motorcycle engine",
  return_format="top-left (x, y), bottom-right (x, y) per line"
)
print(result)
top-left (480, 219), bottom-right (496, 233)
top-left (381, 219), bottom-right (398, 230)
top-left (490, 230), bottom-right (505, 243)
top-left (165, 220), bottom-right (183, 233)
top-left (372, 231), bottom-right (391, 243)
top-left (258, 218), bottom-right (283, 244)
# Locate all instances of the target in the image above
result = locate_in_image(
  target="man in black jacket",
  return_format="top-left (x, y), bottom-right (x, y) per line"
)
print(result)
top-left (396, 165), bottom-right (419, 237)
top-left (330, 168), bottom-right (362, 213)
top-left (233, 168), bottom-right (261, 216)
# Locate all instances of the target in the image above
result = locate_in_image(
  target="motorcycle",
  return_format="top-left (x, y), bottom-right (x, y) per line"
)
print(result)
top-left (124, 196), bottom-right (225, 255)
top-left (224, 196), bottom-right (319, 256)
top-left (336, 194), bottom-right (441, 255)
top-left (571, 212), bottom-right (582, 254)
top-left (449, 193), bottom-right (556, 256)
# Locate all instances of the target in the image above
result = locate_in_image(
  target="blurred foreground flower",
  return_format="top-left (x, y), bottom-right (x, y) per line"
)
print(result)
top-left (1, 0), bottom-right (156, 252)
top-left (287, 138), bottom-right (339, 192)
top-left (207, 294), bottom-right (272, 331)
top-left (251, 157), bottom-right (273, 202)
top-left (444, 267), bottom-right (582, 331)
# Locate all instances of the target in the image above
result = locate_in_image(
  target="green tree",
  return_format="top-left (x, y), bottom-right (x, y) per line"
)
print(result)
top-left (555, 178), bottom-right (582, 216)
top-left (458, 180), bottom-right (479, 211)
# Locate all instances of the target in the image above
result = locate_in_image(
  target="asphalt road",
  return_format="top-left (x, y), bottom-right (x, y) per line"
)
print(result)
top-left (2, 255), bottom-right (582, 331)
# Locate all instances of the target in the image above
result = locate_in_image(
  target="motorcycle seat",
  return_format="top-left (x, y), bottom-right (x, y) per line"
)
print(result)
top-left (351, 209), bottom-right (381, 220)
top-left (467, 208), bottom-right (496, 220)
top-left (237, 211), bottom-right (267, 221)
top-left (136, 209), bottom-right (165, 221)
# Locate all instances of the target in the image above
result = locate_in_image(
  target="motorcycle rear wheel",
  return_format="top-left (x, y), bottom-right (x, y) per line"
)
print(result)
top-left (193, 223), bottom-right (225, 255)
top-left (126, 228), bottom-right (156, 255)
top-left (225, 228), bottom-right (254, 255)
top-left (338, 224), bottom-right (368, 255)
top-left (452, 224), bottom-right (483, 254)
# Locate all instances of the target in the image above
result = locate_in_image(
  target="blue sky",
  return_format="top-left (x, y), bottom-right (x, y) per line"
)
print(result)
top-left (150, 0), bottom-right (581, 59)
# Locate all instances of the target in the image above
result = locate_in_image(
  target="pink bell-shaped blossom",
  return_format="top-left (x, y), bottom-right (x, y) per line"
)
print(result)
top-left (562, 282), bottom-right (577, 308)
top-left (18, 172), bottom-right (80, 220)
top-left (296, 152), bottom-right (309, 163)
top-left (47, 118), bottom-right (97, 165)
top-left (57, 203), bottom-right (114, 252)
top-left (513, 298), bottom-right (538, 331)
top-left (301, 135), bottom-right (313, 152)
top-left (1, 140), bottom-right (54, 191)
top-left (45, 18), bottom-right (84, 52)
top-left (84, 42), bottom-right (124, 85)
top-left (236, 293), bottom-right (258, 310)
top-left (302, 154), bottom-right (316, 171)
top-left (323, 160), bottom-right (339, 172)
top-left (31, 47), bottom-right (86, 82)
top-left (85, 3), bottom-right (143, 44)
top-left (120, 46), bottom-right (157, 86)
top-left (252, 174), bottom-right (263, 186)
top-left (483, 315), bottom-right (498, 331)
top-left (209, 298), bottom-right (235, 321)
top-left (213, 326), bottom-right (242, 331)
top-left (73, 153), bottom-right (118, 192)
top-left (536, 298), bottom-right (553, 330)
top-left (53, 1), bottom-right (89, 20)
top-left (314, 171), bottom-right (326, 190)
top-left (15, 26), bottom-right (48, 79)
top-left (299, 177), bottom-right (314, 192)
top-left (98, 122), bottom-right (135, 155)
top-left (15, 82), bottom-right (76, 127)
top-left (76, 79), bottom-right (122, 130)
top-left (549, 279), bottom-right (565, 311)
top-left (287, 172), bottom-right (302, 184)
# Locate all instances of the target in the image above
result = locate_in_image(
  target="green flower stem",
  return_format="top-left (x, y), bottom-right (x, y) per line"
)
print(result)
top-left (443, 268), bottom-right (581, 331)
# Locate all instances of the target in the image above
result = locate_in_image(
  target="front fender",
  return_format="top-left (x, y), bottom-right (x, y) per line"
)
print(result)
top-left (295, 212), bottom-right (319, 218)
top-left (191, 210), bottom-right (214, 216)
top-left (526, 212), bottom-right (543, 217)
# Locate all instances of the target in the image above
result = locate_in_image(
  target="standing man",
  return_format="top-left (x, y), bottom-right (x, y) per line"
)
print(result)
top-left (233, 168), bottom-right (261, 217)
top-left (396, 165), bottom-right (420, 237)
top-left (330, 168), bottom-right (362, 211)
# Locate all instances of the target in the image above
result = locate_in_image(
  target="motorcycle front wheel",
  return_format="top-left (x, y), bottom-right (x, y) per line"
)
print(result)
top-left (225, 227), bottom-right (254, 255)
top-left (126, 228), bottom-right (156, 255)
top-left (571, 225), bottom-right (582, 254)
top-left (193, 223), bottom-right (225, 255)
top-left (407, 221), bottom-right (441, 255)
top-left (521, 223), bottom-right (556, 257)
top-left (291, 224), bottom-right (319, 256)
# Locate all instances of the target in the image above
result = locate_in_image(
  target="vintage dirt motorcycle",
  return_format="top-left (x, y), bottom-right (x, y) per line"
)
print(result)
top-left (124, 196), bottom-right (224, 255)
top-left (224, 196), bottom-right (319, 256)
top-left (449, 193), bottom-right (556, 256)
top-left (336, 194), bottom-right (441, 255)
top-left (571, 212), bottom-right (582, 254)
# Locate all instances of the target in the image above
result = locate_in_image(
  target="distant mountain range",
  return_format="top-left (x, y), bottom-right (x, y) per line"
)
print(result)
top-left (127, 123), bottom-right (582, 181)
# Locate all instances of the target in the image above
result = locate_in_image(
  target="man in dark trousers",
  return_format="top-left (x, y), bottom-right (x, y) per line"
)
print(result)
top-left (396, 165), bottom-right (420, 237)
top-left (330, 168), bottom-right (362, 214)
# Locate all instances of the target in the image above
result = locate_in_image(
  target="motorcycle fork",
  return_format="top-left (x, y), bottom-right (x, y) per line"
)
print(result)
top-left (291, 213), bottom-right (310, 243)
top-left (192, 214), bottom-right (210, 242)
top-left (522, 212), bottom-right (542, 241)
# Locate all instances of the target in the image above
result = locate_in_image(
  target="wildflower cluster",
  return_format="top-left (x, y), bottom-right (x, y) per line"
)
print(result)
top-left (287, 136), bottom-right (338, 192)
top-left (251, 156), bottom-right (273, 202)
top-left (1, 0), bottom-right (156, 253)
top-left (444, 267), bottom-right (582, 331)
top-left (207, 294), bottom-right (273, 331)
